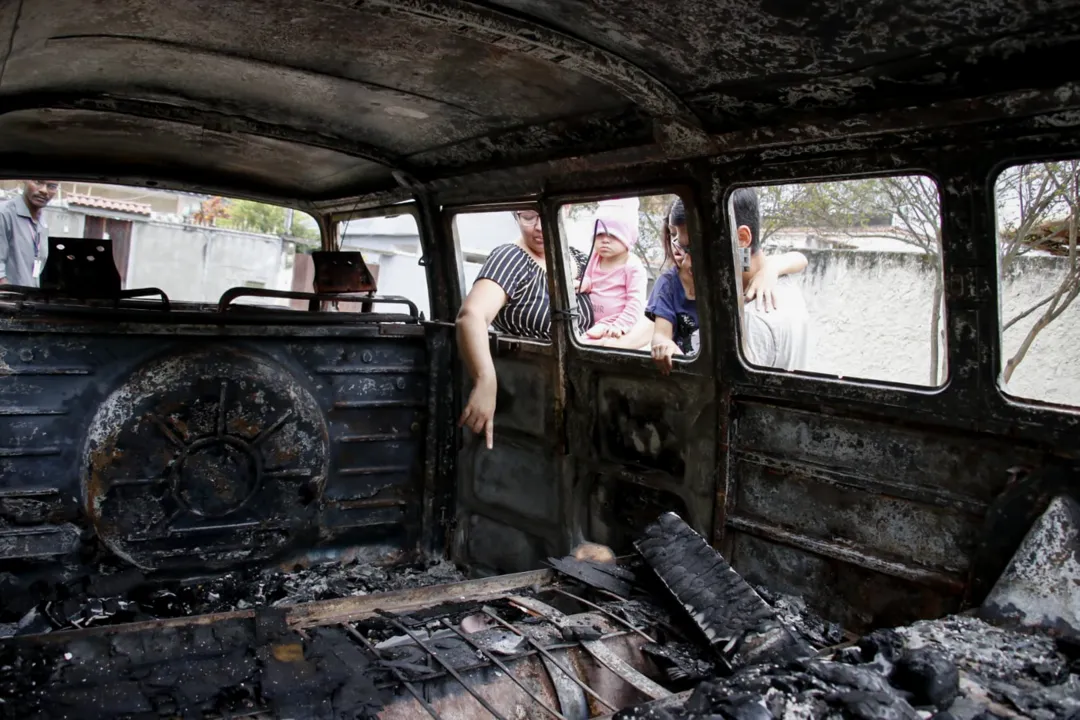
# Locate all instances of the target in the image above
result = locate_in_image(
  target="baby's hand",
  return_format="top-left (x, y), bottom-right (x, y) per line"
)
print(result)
top-left (578, 275), bottom-right (592, 293)
top-left (585, 324), bottom-right (607, 339)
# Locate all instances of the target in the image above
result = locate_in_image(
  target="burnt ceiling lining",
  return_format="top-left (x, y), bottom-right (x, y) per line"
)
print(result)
top-left (2, 92), bottom-right (405, 170)
top-left (353, 0), bottom-right (698, 122)
top-left (0, 1), bottom-right (1079, 201)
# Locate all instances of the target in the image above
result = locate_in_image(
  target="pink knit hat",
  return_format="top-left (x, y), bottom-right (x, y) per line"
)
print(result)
top-left (593, 215), bottom-right (638, 251)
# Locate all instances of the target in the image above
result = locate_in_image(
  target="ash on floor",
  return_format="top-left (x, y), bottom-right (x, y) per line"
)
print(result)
top-left (0, 559), bottom-right (465, 638)
top-left (615, 615), bottom-right (1079, 720)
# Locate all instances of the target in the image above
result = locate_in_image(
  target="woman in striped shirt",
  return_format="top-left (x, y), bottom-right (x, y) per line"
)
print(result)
top-left (456, 209), bottom-right (593, 448)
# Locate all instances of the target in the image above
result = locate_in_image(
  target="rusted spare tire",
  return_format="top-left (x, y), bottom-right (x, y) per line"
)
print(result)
top-left (82, 345), bottom-right (329, 572)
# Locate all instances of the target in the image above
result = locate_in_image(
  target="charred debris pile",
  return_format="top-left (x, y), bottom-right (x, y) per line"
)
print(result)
top-left (0, 556), bottom-right (465, 638)
top-left (612, 511), bottom-right (1080, 720)
top-left (0, 502), bottom-right (1077, 720)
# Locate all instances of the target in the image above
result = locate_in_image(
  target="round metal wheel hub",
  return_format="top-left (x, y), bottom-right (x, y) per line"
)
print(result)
top-left (82, 345), bottom-right (329, 571)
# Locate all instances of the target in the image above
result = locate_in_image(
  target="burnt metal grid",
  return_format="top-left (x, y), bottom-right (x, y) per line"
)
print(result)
top-left (146, 570), bottom-right (672, 720)
top-left (325, 587), bottom-right (660, 719)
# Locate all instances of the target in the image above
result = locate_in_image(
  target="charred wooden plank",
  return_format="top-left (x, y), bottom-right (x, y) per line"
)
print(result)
top-left (546, 556), bottom-right (634, 597)
top-left (634, 512), bottom-right (813, 668)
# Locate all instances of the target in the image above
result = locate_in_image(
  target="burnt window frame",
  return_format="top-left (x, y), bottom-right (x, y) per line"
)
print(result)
top-left (989, 152), bottom-right (1080, 414)
top-left (0, 178), bottom-right (329, 316)
top-left (706, 154), bottom-right (964, 423)
top-left (720, 172), bottom-right (951, 391)
top-left (700, 136), bottom-right (1080, 442)
top-left (546, 183), bottom-right (709, 373)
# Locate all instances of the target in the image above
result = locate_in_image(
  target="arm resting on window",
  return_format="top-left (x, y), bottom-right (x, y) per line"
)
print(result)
top-left (767, 251), bottom-right (807, 276)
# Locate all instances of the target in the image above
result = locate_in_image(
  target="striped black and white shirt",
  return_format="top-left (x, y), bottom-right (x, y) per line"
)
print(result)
top-left (476, 244), bottom-right (594, 340)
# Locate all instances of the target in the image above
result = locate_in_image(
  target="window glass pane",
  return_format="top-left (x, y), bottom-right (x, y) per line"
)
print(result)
top-left (337, 211), bottom-right (428, 318)
top-left (737, 176), bottom-right (945, 384)
top-left (0, 180), bottom-right (319, 309)
top-left (558, 194), bottom-right (687, 356)
top-left (995, 161), bottom-right (1080, 406)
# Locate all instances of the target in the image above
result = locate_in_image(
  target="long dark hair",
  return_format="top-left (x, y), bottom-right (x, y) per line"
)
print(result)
top-left (661, 196), bottom-right (687, 269)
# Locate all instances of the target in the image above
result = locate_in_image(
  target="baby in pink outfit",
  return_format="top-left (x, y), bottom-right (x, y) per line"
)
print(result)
top-left (578, 216), bottom-right (648, 339)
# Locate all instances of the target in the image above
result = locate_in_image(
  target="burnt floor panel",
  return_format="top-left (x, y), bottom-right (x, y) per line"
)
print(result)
top-left (0, 567), bottom-right (712, 720)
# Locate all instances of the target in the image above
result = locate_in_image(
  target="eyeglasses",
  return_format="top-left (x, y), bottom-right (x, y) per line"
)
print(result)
top-left (516, 211), bottom-right (541, 227)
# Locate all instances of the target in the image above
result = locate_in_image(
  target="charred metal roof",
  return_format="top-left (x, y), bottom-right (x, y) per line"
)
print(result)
top-left (1, 0), bottom-right (1079, 203)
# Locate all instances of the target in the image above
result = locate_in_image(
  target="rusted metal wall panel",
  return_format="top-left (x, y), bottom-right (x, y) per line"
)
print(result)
top-left (0, 319), bottom-right (429, 572)
top-left (729, 532), bottom-right (959, 631)
top-left (732, 459), bottom-right (976, 573)
top-left (731, 403), bottom-right (1031, 506)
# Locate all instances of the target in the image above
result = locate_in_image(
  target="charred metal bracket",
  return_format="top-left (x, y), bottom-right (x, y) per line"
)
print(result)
top-left (353, 0), bottom-right (711, 157)
top-left (311, 251), bottom-right (377, 294)
top-left (40, 238), bottom-right (121, 296)
top-left (1, 237), bottom-right (171, 309)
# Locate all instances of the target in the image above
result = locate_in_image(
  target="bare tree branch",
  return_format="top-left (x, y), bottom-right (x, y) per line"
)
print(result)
top-left (1003, 293), bottom-right (1055, 332)
top-left (1003, 161), bottom-right (1080, 384)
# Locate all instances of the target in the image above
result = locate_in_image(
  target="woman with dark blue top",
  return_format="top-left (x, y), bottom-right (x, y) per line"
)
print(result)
top-left (648, 196), bottom-right (808, 374)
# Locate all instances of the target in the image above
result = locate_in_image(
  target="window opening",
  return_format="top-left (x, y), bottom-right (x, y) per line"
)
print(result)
top-left (452, 209), bottom-right (556, 344)
top-left (995, 160), bottom-right (1080, 407)
top-left (734, 176), bottom-right (946, 385)
top-left (336, 211), bottom-right (428, 318)
top-left (0, 180), bottom-right (319, 309)
top-left (557, 193), bottom-right (697, 370)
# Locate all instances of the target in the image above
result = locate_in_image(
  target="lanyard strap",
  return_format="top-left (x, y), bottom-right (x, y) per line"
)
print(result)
top-left (24, 216), bottom-right (41, 257)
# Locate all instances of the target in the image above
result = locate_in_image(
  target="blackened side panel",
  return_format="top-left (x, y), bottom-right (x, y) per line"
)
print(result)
top-left (0, 323), bottom-right (429, 575)
top-left (725, 401), bottom-right (1040, 631)
top-left (454, 351), bottom-right (563, 575)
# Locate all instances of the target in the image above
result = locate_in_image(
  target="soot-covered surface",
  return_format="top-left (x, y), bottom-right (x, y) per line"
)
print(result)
top-left (612, 512), bottom-right (1080, 720)
top-left (0, 558), bottom-right (464, 639)
top-left (4, 0), bottom-right (1080, 199)
top-left (636, 512), bottom-right (816, 669)
top-left (616, 616), bottom-right (1080, 720)
top-left (0, 614), bottom-right (389, 720)
top-left (614, 510), bottom-right (1080, 720)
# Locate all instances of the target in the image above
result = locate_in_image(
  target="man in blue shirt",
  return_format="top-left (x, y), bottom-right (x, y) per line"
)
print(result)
top-left (0, 180), bottom-right (59, 287)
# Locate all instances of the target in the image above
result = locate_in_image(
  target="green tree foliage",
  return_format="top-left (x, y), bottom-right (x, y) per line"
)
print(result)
top-left (216, 198), bottom-right (319, 242)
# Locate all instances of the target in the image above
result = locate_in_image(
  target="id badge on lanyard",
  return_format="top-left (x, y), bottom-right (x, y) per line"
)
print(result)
top-left (31, 227), bottom-right (43, 279)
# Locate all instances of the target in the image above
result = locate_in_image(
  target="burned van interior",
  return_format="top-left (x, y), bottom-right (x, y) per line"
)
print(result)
top-left (1, 1), bottom-right (1080, 718)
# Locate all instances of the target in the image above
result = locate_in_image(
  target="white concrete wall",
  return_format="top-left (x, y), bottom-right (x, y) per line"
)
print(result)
top-left (126, 222), bottom-right (293, 306)
top-left (999, 254), bottom-right (1080, 406)
top-left (360, 250), bottom-right (432, 319)
top-left (792, 249), bottom-right (1080, 407)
